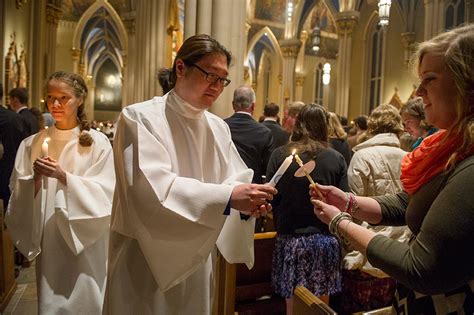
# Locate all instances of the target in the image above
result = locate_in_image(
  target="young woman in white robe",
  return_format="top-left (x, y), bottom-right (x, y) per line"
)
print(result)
top-left (103, 34), bottom-right (277, 315)
top-left (6, 71), bottom-right (115, 314)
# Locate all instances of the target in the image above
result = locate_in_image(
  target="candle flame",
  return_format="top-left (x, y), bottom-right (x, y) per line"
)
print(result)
top-left (292, 149), bottom-right (296, 155)
top-left (44, 137), bottom-right (50, 143)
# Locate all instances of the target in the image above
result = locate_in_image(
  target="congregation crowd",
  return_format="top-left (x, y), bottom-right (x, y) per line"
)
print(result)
top-left (0, 23), bottom-right (473, 315)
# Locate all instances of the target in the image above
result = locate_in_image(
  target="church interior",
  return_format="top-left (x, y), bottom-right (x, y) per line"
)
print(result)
top-left (1, 0), bottom-right (473, 314)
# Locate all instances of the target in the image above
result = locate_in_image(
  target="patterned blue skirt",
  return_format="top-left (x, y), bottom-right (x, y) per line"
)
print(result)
top-left (271, 233), bottom-right (342, 298)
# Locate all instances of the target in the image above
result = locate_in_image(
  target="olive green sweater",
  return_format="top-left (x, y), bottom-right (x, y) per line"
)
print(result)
top-left (367, 155), bottom-right (474, 295)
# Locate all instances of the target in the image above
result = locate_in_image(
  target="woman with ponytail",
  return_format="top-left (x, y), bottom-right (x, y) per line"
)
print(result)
top-left (6, 71), bottom-right (115, 314)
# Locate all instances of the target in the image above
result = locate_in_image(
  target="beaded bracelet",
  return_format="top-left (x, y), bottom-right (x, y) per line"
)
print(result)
top-left (344, 192), bottom-right (360, 216)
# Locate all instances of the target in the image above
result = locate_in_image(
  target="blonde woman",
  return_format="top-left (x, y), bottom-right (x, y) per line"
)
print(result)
top-left (312, 24), bottom-right (474, 313)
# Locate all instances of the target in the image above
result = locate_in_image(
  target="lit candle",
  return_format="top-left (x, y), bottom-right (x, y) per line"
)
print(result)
top-left (41, 138), bottom-right (50, 157)
top-left (267, 149), bottom-right (295, 186)
top-left (294, 153), bottom-right (324, 199)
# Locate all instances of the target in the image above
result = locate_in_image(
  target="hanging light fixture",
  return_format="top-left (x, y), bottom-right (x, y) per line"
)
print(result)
top-left (322, 63), bottom-right (331, 85)
top-left (311, 27), bottom-right (321, 53)
top-left (378, 0), bottom-right (392, 26)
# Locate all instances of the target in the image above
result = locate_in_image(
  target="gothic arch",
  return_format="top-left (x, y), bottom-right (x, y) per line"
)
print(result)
top-left (246, 26), bottom-right (284, 79)
top-left (73, 0), bottom-right (128, 53)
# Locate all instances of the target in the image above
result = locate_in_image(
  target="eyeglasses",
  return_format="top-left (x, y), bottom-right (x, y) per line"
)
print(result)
top-left (191, 63), bottom-right (231, 87)
top-left (46, 95), bottom-right (71, 105)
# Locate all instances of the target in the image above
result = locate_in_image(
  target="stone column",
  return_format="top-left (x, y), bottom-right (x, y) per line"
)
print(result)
top-left (184, 0), bottom-right (197, 39)
top-left (29, 0), bottom-right (47, 107)
top-left (123, 11), bottom-right (136, 105)
top-left (279, 39), bottom-right (301, 107)
top-left (197, 0), bottom-right (212, 34)
top-left (334, 12), bottom-right (358, 117)
top-left (401, 32), bottom-right (415, 67)
top-left (294, 74), bottom-right (305, 102)
top-left (132, 0), bottom-right (168, 102)
top-left (45, 3), bottom-right (62, 75)
top-left (209, 0), bottom-right (247, 118)
top-left (71, 48), bottom-right (81, 74)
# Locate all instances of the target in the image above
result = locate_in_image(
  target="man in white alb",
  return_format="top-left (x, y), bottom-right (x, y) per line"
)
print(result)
top-left (104, 34), bottom-right (277, 314)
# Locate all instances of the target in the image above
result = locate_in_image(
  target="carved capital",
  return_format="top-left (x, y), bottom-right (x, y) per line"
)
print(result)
top-left (279, 39), bottom-right (301, 58)
top-left (300, 30), bottom-right (308, 42)
top-left (295, 74), bottom-right (305, 86)
top-left (71, 48), bottom-right (81, 61)
top-left (244, 66), bottom-right (250, 81)
top-left (122, 12), bottom-right (136, 35)
top-left (46, 4), bottom-right (62, 26)
top-left (245, 21), bottom-right (252, 36)
top-left (335, 11), bottom-right (359, 36)
top-left (401, 32), bottom-right (416, 48)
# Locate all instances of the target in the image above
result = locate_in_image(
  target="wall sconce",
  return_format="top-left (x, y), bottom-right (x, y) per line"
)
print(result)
top-left (378, 0), bottom-right (392, 26)
top-left (322, 63), bottom-right (331, 85)
top-left (287, 1), bottom-right (293, 22)
top-left (311, 27), bottom-right (321, 53)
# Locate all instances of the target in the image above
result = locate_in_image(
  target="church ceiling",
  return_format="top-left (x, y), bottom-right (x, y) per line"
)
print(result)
top-left (61, 0), bottom-right (134, 21)
top-left (254, 0), bottom-right (286, 23)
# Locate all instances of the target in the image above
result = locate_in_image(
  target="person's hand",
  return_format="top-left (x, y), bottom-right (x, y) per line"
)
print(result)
top-left (231, 183), bottom-right (277, 216)
top-left (309, 183), bottom-right (348, 212)
top-left (33, 157), bottom-right (67, 185)
top-left (311, 199), bottom-right (341, 225)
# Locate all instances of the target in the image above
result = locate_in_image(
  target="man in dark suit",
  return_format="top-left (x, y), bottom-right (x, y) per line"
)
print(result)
top-left (225, 86), bottom-right (274, 185)
top-left (261, 103), bottom-right (289, 149)
top-left (9, 87), bottom-right (39, 136)
top-left (0, 83), bottom-right (26, 210)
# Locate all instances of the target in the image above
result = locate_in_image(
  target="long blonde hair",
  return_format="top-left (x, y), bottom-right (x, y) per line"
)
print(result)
top-left (327, 112), bottom-right (347, 140)
top-left (413, 24), bottom-right (474, 166)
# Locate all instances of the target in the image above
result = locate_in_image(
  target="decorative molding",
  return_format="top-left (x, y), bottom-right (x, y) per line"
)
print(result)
top-left (46, 3), bottom-right (63, 26)
top-left (295, 74), bottom-right (305, 86)
top-left (335, 11), bottom-right (359, 36)
top-left (71, 48), bottom-right (81, 61)
top-left (15, 0), bottom-right (27, 9)
top-left (279, 39), bottom-right (301, 58)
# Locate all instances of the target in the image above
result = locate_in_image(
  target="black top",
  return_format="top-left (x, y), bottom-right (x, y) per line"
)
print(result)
top-left (266, 144), bottom-right (349, 235)
top-left (225, 113), bottom-right (274, 184)
top-left (330, 137), bottom-right (351, 166)
top-left (19, 107), bottom-right (39, 136)
top-left (261, 120), bottom-right (289, 149)
top-left (0, 106), bottom-right (27, 206)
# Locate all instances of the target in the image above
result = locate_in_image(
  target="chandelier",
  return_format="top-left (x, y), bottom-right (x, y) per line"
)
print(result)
top-left (378, 0), bottom-right (392, 26)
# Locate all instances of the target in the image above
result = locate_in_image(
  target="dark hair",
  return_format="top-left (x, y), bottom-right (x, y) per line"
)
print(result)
top-left (29, 106), bottom-right (45, 130)
top-left (339, 115), bottom-right (348, 126)
top-left (170, 34), bottom-right (232, 88)
top-left (157, 67), bottom-right (172, 94)
top-left (400, 97), bottom-right (434, 132)
top-left (0, 83), bottom-right (3, 99)
top-left (264, 103), bottom-right (279, 117)
top-left (290, 103), bottom-right (329, 154)
top-left (353, 115), bottom-right (368, 130)
top-left (9, 87), bottom-right (29, 104)
top-left (46, 71), bottom-right (93, 146)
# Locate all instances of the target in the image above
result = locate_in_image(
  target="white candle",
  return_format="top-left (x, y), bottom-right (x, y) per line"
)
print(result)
top-left (41, 138), bottom-right (50, 157)
top-left (267, 150), bottom-right (295, 186)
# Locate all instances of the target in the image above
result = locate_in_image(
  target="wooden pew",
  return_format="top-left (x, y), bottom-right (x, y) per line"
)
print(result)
top-left (0, 200), bottom-right (17, 312)
top-left (215, 232), bottom-right (285, 315)
top-left (293, 286), bottom-right (337, 315)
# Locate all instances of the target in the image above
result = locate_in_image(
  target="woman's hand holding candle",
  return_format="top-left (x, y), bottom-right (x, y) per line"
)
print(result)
top-left (294, 153), bottom-right (324, 200)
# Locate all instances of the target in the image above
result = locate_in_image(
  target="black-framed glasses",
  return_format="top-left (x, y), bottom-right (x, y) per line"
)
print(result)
top-left (191, 63), bottom-right (231, 87)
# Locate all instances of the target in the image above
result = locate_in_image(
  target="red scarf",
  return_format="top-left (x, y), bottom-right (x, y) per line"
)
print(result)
top-left (400, 130), bottom-right (463, 194)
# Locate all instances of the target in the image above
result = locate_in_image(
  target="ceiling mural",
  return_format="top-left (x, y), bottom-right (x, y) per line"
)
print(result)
top-left (254, 0), bottom-right (286, 23)
top-left (61, 0), bottom-right (133, 21)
